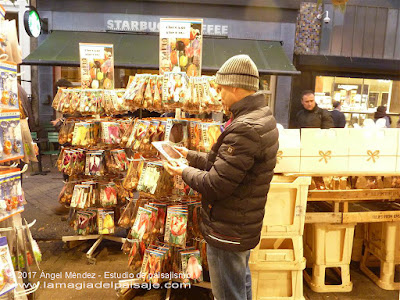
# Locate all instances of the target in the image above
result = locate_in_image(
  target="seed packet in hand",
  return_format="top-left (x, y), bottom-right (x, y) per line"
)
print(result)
top-left (152, 141), bottom-right (187, 164)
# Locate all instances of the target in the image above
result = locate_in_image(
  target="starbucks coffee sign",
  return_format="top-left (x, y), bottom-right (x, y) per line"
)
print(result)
top-left (104, 14), bottom-right (228, 36)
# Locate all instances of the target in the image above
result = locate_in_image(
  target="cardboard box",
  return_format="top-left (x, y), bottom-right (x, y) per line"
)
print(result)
top-left (348, 128), bottom-right (397, 173)
top-left (300, 129), bottom-right (349, 173)
top-left (274, 129), bottom-right (300, 173)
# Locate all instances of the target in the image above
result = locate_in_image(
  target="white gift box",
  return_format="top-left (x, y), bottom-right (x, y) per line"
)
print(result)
top-left (348, 128), bottom-right (398, 173)
top-left (300, 128), bottom-right (350, 173)
top-left (274, 129), bottom-right (300, 173)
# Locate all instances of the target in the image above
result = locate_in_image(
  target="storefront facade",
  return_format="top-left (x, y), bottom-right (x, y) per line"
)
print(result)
top-left (291, 0), bottom-right (400, 128)
top-left (23, 0), bottom-right (302, 126)
top-left (0, 0), bottom-right (31, 94)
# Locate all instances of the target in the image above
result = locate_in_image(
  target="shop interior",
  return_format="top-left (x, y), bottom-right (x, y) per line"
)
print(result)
top-left (315, 76), bottom-right (400, 127)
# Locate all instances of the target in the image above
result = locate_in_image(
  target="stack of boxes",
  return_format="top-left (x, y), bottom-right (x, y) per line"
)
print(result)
top-left (361, 222), bottom-right (400, 290)
top-left (303, 223), bottom-right (356, 292)
top-left (249, 176), bottom-right (311, 300)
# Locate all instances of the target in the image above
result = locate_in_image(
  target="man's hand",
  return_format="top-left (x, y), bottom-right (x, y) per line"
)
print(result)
top-left (51, 118), bottom-right (60, 126)
top-left (174, 146), bottom-right (189, 158)
top-left (164, 161), bottom-right (187, 176)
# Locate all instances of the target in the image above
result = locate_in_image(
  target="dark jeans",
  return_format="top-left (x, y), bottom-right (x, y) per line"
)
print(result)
top-left (207, 243), bottom-right (251, 300)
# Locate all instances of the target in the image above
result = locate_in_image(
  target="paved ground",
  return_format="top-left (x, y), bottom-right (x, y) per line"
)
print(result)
top-left (18, 157), bottom-right (399, 300)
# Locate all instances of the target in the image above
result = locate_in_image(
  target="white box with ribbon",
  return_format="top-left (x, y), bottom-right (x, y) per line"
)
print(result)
top-left (274, 129), bottom-right (301, 173)
top-left (348, 128), bottom-right (397, 173)
top-left (300, 128), bottom-right (349, 174)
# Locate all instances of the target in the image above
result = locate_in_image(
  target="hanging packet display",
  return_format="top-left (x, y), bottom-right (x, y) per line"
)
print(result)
top-left (0, 61), bottom-right (18, 110)
top-left (85, 151), bottom-right (105, 176)
top-left (164, 207), bottom-right (188, 247)
top-left (72, 122), bottom-right (94, 147)
top-left (181, 250), bottom-right (203, 283)
top-left (101, 121), bottom-right (121, 145)
top-left (118, 199), bottom-right (136, 228)
top-left (122, 159), bottom-right (141, 191)
top-left (99, 182), bottom-right (117, 208)
top-left (58, 120), bottom-right (75, 145)
top-left (164, 119), bottom-right (189, 148)
top-left (200, 122), bottom-right (223, 153)
top-left (140, 249), bottom-right (164, 284)
top-left (97, 209), bottom-right (115, 234)
top-left (162, 72), bottom-right (189, 110)
top-left (106, 149), bottom-right (128, 173)
top-left (0, 112), bottom-right (23, 162)
top-left (79, 89), bottom-right (103, 115)
top-left (0, 236), bottom-right (17, 296)
top-left (131, 206), bottom-right (152, 241)
top-left (137, 162), bottom-right (173, 197)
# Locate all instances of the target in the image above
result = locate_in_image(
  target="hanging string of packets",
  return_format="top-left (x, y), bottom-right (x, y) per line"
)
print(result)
top-left (121, 197), bottom-right (206, 284)
top-left (52, 73), bottom-right (223, 116)
top-left (58, 117), bottom-right (224, 153)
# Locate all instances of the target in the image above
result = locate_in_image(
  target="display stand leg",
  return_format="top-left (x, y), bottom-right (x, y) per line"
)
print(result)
top-left (86, 236), bottom-right (103, 260)
top-left (165, 281), bottom-right (172, 300)
top-left (62, 234), bottom-right (125, 264)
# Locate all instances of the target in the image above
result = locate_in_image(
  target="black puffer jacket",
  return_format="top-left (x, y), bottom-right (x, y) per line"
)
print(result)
top-left (182, 92), bottom-right (279, 251)
top-left (296, 105), bottom-right (333, 129)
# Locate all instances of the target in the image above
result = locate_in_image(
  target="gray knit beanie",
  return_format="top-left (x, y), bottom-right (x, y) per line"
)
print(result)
top-left (215, 54), bottom-right (259, 91)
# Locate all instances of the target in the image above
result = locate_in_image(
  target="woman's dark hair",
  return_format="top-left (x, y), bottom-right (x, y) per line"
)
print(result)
top-left (333, 101), bottom-right (341, 109)
top-left (374, 105), bottom-right (391, 124)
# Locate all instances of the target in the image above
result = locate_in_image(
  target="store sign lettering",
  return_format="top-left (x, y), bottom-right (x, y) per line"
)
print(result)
top-left (106, 19), bottom-right (228, 36)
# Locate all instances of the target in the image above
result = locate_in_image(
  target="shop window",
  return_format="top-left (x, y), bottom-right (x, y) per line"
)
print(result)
top-left (315, 76), bottom-right (394, 112)
top-left (315, 76), bottom-right (399, 127)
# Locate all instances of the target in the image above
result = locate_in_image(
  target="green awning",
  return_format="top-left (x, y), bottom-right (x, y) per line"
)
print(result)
top-left (22, 31), bottom-right (299, 75)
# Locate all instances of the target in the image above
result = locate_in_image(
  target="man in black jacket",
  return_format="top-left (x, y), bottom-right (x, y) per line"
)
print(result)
top-left (296, 90), bottom-right (334, 129)
top-left (164, 55), bottom-right (279, 300)
top-left (331, 101), bottom-right (346, 128)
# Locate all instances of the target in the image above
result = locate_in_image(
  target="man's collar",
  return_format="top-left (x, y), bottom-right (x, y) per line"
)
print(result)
top-left (229, 91), bottom-right (267, 119)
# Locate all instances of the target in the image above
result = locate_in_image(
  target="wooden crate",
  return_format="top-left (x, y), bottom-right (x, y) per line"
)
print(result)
top-left (361, 246), bottom-right (400, 290)
top-left (303, 264), bottom-right (353, 293)
top-left (250, 236), bottom-right (303, 264)
top-left (352, 223), bottom-right (365, 262)
top-left (263, 176), bottom-right (311, 236)
top-left (303, 223), bottom-right (355, 266)
top-left (364, 221), bottom-right (400, 262)
top-left (250, 261), bottom-right (305, 300)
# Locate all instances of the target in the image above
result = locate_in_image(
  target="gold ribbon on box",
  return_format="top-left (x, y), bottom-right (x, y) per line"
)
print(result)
top-left (366, 150), bottom-right (380, 163)
top-left (318, 150), bottom-right (332, 164)
top-left (276, 150), bottom-right (283, 163)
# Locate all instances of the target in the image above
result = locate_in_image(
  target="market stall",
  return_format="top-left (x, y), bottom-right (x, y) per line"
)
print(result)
top-left (276, 125), bottom-right (400, 296)
top-left (0, 58), bottom-right (40, 299)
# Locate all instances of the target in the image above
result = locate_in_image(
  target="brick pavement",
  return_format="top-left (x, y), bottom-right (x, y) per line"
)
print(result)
top-left (19, 157), bottom-right (399, 300)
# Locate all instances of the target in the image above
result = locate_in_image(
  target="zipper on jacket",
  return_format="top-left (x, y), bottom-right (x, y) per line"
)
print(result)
top-left (208, 234), bottom-right (241, 245)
